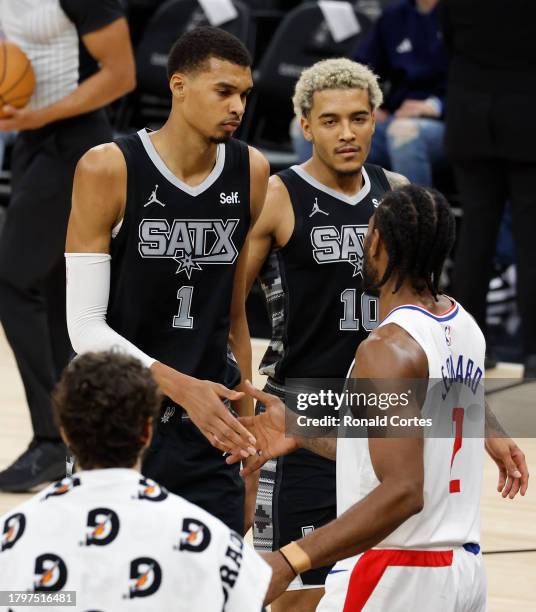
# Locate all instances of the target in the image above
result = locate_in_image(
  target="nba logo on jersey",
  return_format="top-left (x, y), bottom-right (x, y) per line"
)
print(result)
top-left (444, 325), bottom-right (452, 346)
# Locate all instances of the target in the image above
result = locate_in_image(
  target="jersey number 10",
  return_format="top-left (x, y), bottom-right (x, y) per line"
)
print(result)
top-left (340, 290), bottom-right (379, 332)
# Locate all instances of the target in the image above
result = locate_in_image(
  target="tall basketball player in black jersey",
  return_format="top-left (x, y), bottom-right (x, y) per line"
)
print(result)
top-left (64, 27), bottom-right (269, 533)
top-left (243, 59), bottom-right (409, 611)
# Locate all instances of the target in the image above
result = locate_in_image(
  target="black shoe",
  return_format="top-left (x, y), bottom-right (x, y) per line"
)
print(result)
top-left (485, 350), bottom-right (498, 370)
top-left (0, 439), bottom-right (67, 492)
top-left (523, 354), bottom-right (536, 379)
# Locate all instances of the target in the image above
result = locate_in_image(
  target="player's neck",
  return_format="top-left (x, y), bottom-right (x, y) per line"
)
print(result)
top-left (378, 278), bottom-right (446, 321)
top-left (149, 116), bottom-right (219, 187)
top-left (302, 155), bottom-right (364, 196)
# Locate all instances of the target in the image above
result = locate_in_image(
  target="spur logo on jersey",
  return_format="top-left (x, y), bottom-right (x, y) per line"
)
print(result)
top-left (177, 518), bottom-right (211, 553)
top-left (127, 557), bottom-right (162, 599)
top-left (138, 218), bottom-right (239, 278)
top-left (33, 553), bottom-right (68, 591)
top-left (310, 224), bottom-right (368, 277)
top-left (83, 508), bottom-right (120, 546)
top-left (161, 405), bottom-right (175, 423)
top-left (137, 477), bottom-right (168, 502)
top-left (42, 477), bottom-right (81, 501)
top-left (1, 512), bottom-right (26, 552)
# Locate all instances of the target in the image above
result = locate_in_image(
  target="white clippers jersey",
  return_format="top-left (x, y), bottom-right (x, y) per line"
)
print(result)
top-left (0, 469), bottom-right (271, 611)
top-left (337, 299), bottom-right (486, 551)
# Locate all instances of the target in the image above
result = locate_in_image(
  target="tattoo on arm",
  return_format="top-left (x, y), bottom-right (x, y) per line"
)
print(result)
top-left (485, 401), bottom-right (508, 437)
top-left (299, 437), bottom-right (337, 460)
top-left (384, 170), bottom-right (410, 190)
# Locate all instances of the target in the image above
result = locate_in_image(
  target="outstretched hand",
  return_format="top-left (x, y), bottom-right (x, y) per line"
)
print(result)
top-left (225, 380), bottom-right (299, 476)
top-left (151, 363), bottom-right (258, 458)
top-left (485, 437), bottom-right (529, 499)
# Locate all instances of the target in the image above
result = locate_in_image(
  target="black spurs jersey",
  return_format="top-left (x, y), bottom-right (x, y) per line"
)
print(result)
top-left (259, 164), bottom-right (390, 382)
top-left (108, 129), bottom-right (250, 388)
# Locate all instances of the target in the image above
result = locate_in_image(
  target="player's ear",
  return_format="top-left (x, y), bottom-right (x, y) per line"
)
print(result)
top-left (141, 418), bottom-right (153, 450)
top-left (169, 72), bottom-right (186, 101)
top-left (370, 228), bottom-right (381, 258)
top-left (301, 113), bottom-right (313, 142)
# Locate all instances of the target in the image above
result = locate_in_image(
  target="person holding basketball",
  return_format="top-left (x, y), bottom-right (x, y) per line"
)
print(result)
top-left (0, 0), bottom-right (135, 492)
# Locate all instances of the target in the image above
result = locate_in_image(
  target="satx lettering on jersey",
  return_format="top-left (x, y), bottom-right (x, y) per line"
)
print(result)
top-left (310, 225), bottom-right (368, 276)
top-left (138, 218), bottom-right (239, 278)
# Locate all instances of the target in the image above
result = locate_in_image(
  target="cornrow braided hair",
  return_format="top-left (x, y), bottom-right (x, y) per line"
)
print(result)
top-left (372, 185), bottom-right (455, 298)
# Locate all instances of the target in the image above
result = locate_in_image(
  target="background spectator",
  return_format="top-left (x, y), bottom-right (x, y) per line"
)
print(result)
top-left (0, 0), bottom-right (135, 492)
top-left (440, 0), bottom-right (536, 374)
top-left (292, 0), bottom-right (448, 187)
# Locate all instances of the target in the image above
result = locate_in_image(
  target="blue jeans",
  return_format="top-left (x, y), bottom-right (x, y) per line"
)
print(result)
top-left (369, 117), bottom-right (445, 186)
top-left (291, 117), bottom-right (445, 186)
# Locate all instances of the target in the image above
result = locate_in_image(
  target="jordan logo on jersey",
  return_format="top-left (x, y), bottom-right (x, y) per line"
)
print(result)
top-left (310, 224), bottom-right (368, 277)
top-left (309, 197), bottom-right (329, 218)
top-left (138, 218), bottom-right (239, 278)
top-left (144, 184), bottom-right (165, 207)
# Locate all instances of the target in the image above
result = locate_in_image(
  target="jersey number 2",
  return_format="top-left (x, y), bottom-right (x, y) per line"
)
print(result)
top-left (173, 286), bottom-right (194, 329)
top-left (449, 407), bottom-right (464, 493)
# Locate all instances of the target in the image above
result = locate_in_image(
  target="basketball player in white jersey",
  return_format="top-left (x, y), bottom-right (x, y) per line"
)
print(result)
top-left (229, 185), bottom-right (529, 610)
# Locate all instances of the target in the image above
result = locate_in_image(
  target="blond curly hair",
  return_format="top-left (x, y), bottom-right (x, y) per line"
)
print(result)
top-left (293, 58), bottom-right (383, 119)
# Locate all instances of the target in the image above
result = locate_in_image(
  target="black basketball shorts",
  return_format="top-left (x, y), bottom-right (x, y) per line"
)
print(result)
top-left (253, 380), bottom-right (337, 589)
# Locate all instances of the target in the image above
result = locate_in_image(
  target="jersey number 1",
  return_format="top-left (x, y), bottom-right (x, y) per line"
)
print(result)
top-left (173, 286), bottom-right (194, 329)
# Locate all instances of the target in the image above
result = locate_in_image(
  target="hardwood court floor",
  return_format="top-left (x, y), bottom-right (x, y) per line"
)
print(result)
top-left (0, 332), bottom-right (534, 610)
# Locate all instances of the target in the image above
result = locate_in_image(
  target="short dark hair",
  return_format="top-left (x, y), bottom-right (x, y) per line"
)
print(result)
top-left (167, 26), bottom-right (251, 79)
top-left (372, 185), bottom-right (455, 297)
top-left (52, 352), bottom-right (161, 469)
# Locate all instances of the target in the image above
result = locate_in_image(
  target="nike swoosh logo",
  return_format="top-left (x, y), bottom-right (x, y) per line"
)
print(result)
top-left (328, 569), bottom-right (348, 574)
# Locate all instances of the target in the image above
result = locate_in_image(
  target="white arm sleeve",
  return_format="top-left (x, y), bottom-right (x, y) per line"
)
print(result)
top-left (65, 253), bottom-right (156, 369)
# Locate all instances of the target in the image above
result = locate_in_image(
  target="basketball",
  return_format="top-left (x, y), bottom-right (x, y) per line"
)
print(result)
top-left (0, 41), bottom-right (35, 118)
